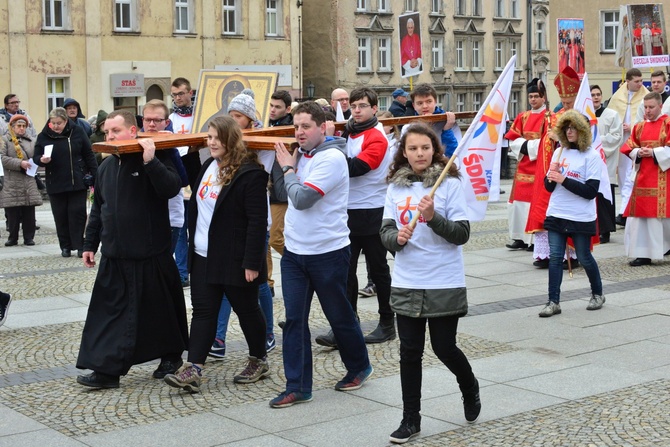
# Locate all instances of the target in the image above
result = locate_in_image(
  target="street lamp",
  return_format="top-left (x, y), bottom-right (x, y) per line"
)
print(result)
top-left (307, 81), bottom-right (315, 99)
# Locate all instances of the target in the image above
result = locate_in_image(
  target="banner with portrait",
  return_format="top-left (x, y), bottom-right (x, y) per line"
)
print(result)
top-left (557, 19), bottom-right (585, 78)
top-left (192, 71), bottom-right (279, 132)
top-left (398, 12), bottom-right (423, 78)
top-left (619, 3), bottom-right (668, 68)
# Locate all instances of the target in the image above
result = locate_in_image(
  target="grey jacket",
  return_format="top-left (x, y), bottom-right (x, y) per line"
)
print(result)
top-left (0, 135), bottom-right (43, 208)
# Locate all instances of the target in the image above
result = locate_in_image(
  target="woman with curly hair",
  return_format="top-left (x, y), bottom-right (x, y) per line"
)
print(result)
top-left (539, 110), bottom-right (605, 318)
top-left (164, 116), bottom-right (269, 393)
top-left (380, 123), bottom-right (480, 444)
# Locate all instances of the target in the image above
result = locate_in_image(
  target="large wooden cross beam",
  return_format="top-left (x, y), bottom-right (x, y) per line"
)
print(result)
top-left (91, 111), bottom-right (478, 154)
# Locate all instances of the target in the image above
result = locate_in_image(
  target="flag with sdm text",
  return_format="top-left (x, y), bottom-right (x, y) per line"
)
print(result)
top-left (456, 55), bottom-right (515, 221)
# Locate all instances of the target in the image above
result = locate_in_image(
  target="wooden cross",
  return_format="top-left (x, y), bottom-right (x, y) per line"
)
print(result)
top-left (91, 111), bottom-right (478, 155)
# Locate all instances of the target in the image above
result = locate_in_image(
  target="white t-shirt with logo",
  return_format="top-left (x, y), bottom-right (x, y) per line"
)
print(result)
top-left (546, 147), bottom-right (601, 222)
top-left (384, 176), bottom-right (468, 289)
top-left (194, 162), bottom-right (222, 257)
top-left (284, 148), bottom-right (350, 255)
top-left (346, 123), bottom-right (391, 209)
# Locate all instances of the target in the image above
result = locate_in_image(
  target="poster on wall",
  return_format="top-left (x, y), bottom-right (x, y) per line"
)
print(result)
top-left (618, 3), bottom-right (668, 68)
top-left (192, 71), bottom-right (279, 132)
top-left (398, 12), bottom-right (423, 78)
top-left (557, 19), bottom-right (585, 79)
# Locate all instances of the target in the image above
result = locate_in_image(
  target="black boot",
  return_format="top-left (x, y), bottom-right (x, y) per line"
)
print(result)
top-left (315, 330), bottom-right (338, 348)
top-left (461, 378), bottom-right (481, 423)
top-left (364, 319), bottom-right (396, 344)
top-left (389, 412), bottom-right (421, 444)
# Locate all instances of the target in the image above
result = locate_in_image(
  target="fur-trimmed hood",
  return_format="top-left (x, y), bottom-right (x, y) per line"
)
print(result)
top-left (389, 163), bottom-right (446, 187)
top-left (554, 109), bottom-right (592, 151)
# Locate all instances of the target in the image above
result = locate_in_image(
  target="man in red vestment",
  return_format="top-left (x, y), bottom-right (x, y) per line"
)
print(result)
top-left (621, 92), bottom-right (670, 266)
top-left (651, 23), bottom-right (664, 56)
top-left (401, 18), bottom-right (422, 76)
top-left (526, 66), bottom-right (580, 268)
top-left (504, 78), bottom-right (549, 251)
top-left (633, 23), bottom-right (643, 56)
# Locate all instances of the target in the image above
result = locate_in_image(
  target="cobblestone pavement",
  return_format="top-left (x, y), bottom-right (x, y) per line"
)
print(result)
top-left (1, 191), bottom-right (670, 446)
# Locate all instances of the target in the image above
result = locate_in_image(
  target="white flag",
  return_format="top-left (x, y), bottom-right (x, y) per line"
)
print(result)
top-left (456, 56), bottom-right (516, 221)
top-left (335, 100), bottom-right (345, 122)
top-left (572, 72), bottom-right (613, 203)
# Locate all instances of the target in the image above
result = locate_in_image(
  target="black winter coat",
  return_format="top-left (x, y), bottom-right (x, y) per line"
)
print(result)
top-left (188, 157), bottom-right (269, 287)
top-left (33, 120), bottom-right (97, 195)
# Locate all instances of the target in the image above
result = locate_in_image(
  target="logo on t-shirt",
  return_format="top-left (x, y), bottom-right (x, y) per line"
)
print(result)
top-left (398, 197), bottom-right (427, 225)
top-left (198, 174), bottom-right (218, 200)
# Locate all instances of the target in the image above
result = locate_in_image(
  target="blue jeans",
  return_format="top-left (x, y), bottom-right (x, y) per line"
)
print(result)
top-left (173, 200), bottom-right (189, 282)
top-left (548, 230), bottom-right (602, 303)
top-left (281, 246), bottom-right (370, 393)
top-left (215, 232), bottom-right (274, 339)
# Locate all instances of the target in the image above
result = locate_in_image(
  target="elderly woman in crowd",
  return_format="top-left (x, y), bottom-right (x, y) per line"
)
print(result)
top-left (0, 115), bottom-right (43, 246)
top-left (34, 107), bottom-right (97, 258)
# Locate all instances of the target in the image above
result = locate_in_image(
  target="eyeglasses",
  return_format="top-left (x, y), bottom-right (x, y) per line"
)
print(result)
top-left (350, 103), bottom-right (371, 110)
top-left (171, 92), bottom-right (187, 98)
top-left (8, 101), bottom-right (20, 105)
top-left (565, 126), bottom-right (577, 132)
top-left (143, 118), bottom-right (166, 124)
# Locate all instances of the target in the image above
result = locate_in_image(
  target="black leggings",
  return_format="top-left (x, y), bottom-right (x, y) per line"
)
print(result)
top-left (397, 314), bottom-right (475, 414)
top-left (188, 254), bottom-right (266, 364)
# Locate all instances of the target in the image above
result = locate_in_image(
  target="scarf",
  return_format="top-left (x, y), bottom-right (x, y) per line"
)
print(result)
top-left (341, 116), bottom-right (378, 139)
top-left (8, 127), bottom-right (24, 160)
top-left (172, 102), bottom-right (194, 117)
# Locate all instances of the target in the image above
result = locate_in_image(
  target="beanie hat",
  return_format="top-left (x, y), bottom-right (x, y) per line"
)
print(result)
top-left (9, 114), bottom-right (29, 126)
top-left (228, 89), bottom-right (256, 121)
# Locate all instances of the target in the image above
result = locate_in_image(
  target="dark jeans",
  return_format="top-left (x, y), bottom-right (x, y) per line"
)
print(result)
top-left (397, 314), bottom-right (475, 414)
top-left (281, 246), bottom-right (370, 393)
top-left (5, 205), bottom-right (36, 242)
top-left (347, 233), bottom-right (393, 322)
top-left (49, 189), bottom-right (88, 250)
top-left (548, 229), bottom-right (602, 303)
top-left (188, 254), bottom-right (266, 364)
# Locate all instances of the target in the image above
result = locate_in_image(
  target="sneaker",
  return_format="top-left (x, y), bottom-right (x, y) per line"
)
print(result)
top-left (233, 356), bottom-right (270, 384)
top-left (389, 413), bottom-right (421, 444)
top-left (164, 362), bottom-right (202, 393)
top-left (358, 283), bottom-right (377, 297)
top-left (208, 338), bottom-right (226, 360)
top-left (539, 301), bottom-right (561, 318)
top-left (586, 294), bottom-right (606, 311)
top-left (335, 364), bottom-right (373, 391)
top-left (461, 378), bottom-right (481, 423)
top-left (269, 390), bottom-right (313, 408)
top-left (0, 292), bottom-right (12, 327)
top-left (266, 334), bottom-right (276, 352)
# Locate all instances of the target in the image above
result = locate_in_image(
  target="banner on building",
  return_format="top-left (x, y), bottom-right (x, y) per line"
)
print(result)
top-left (617, 3), bottom-right (668, 68)
top-left (557, 19), bottom-right (585, 78)
top-left (398, 12), bottom-right (423, 78)
top-left (192, 71), bottom-right (279, 132)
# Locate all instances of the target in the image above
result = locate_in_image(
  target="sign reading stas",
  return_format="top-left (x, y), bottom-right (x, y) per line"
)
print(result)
top-left (110, 73), bottom-right (145, 97)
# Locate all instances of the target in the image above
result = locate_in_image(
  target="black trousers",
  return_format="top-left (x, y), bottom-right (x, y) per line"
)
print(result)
top-left (5, 206), bottom-right (36, 242)
top-left (49, 189), bottom-right (88, 250)
top-left (397, 314), bottom-right (475, 414)
top-left (346, 232), bottom-right (393, 322)
top-left (188, 254), bottom-right (266, 364)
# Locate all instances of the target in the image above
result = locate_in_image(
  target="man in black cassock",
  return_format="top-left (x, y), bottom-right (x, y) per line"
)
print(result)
top-left (76, 109), bottom-right (188, 389)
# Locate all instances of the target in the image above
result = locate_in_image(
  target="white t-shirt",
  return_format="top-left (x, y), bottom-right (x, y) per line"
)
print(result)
top-left (193, 162), bottom-right (222, 257)
top-left (169, 112), bottom-right (193, 157)
top-left (257, 149), bottom-right (275, 231)
top-left (346, 123), bottom-right (391, 209)
top-left (284, 148), bottom-right (350, 255)
top-left (546, 147), bottom-right (601, 222)
top-left (384, 176), bottom-right (468, 289)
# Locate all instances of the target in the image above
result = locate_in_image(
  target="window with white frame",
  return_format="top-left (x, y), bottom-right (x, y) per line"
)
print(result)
top-left (378, 37), bottom-right (391, 71)
top-left (495, 41), bottom-right (504, 68)
top-left (456, 39), bottom-right (465, 69)
top-left (114, 0), bottom-right (138, 32)
top-left (472, 0), bottom-right (481, 16)
top-left (472, 40), bottom-right (482, 69)
top-left (357, 0), bottom-right (367, 11)
top-left (378, 96), bottom-right (389, 112)
top-left (495, 0), bottom-right (504, 17)
top-left (222, 0), bottom-right (241, 35)
top-left (472, 92), bottom-right (482, 111)
top-left (431, 38), bottom-right (444, 69)
top-left (510, 0), bottom-right (519, 18)
top-left (405, 0), bottom-right (417, 12)
top-left (378, 0), bottom-right (388, 12)
top-left (456, 93), bottom-right (466, 112)
top-left (437, 93), bottom-right (446, 109)
top-left (43, 0), bottom-right (71, 30)
top-left (455, 0), bottom-right (466, 15)
top-left (47, 77), bottom-right (68, 113)
top-left (601, 10), bottom-right (619, 52)
top-left (536, 21), bottom-right (546, 50)
top-left (266, 0), bottom-right (282, 36)
top-left (358, 37), bottom-right (371, 71)
top-left (511, 40), bottom-right (520, 67)
top-left (431, 0), bottom-right (441, 14)
top-left (509, 91), bottom-right (520, 117)
top-left (175, 0), bottom-right (194, 33)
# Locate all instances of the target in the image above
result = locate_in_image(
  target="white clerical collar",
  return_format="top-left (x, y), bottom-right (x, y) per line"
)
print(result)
top-left (530, 105), bottom-right (547, 114)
